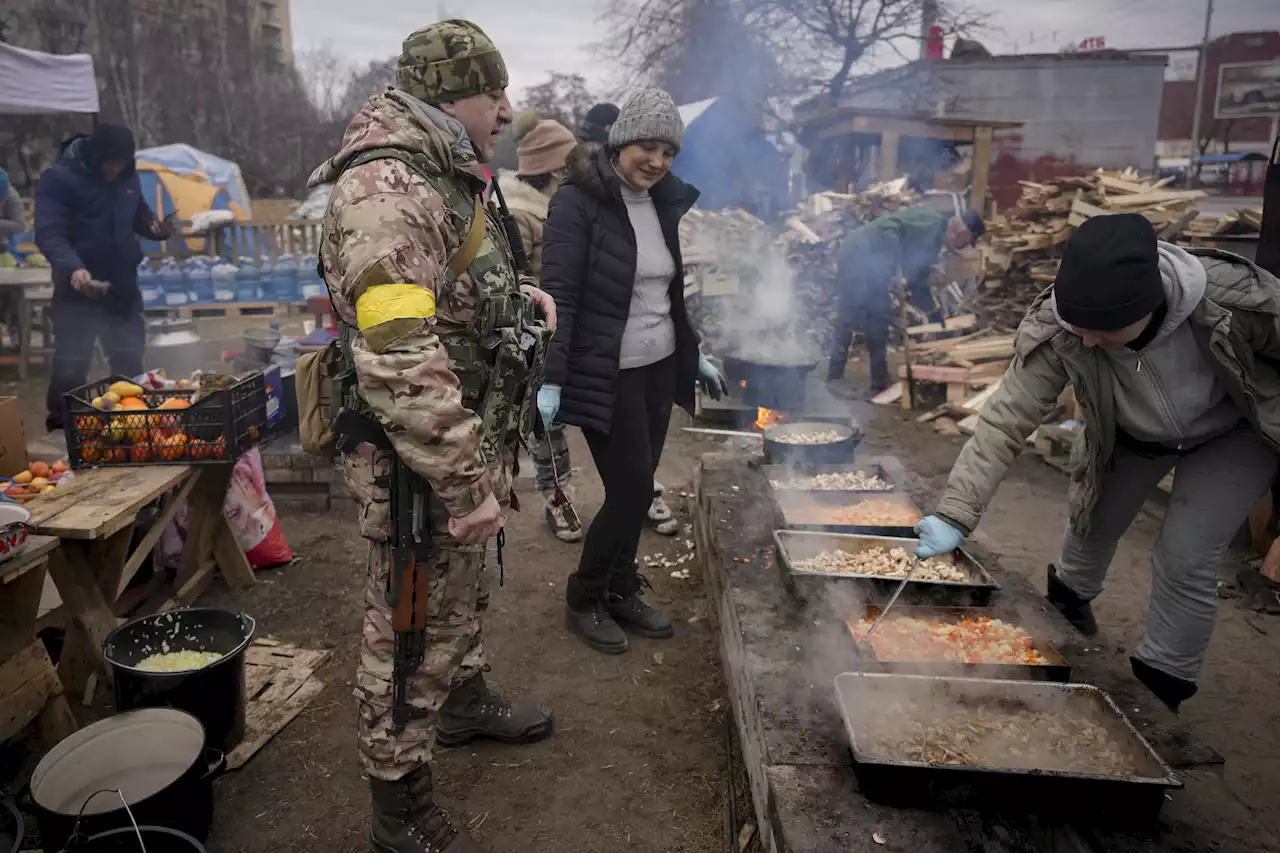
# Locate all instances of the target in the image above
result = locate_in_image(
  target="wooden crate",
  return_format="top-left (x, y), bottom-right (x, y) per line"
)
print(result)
top-left (226, 638), bottom-right (330, 770)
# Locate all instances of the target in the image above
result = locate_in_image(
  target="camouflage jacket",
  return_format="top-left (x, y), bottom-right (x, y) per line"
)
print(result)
top-left (496, 172), bottom-right (549, 279)
top-left (309, 89), bottom-right (522, 538)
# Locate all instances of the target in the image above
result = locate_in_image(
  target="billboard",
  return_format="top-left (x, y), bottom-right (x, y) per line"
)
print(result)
top-left (1216, 60), bottom-right (1280, 119)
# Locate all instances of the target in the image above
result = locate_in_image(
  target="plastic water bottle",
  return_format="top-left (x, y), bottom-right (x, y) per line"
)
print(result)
top-left (187, 258), bottom-right (214, 303)
top-left (299, 254), bottom-right (326, 300)
top-left (268, 254), bottom-right (299, 303)
top-left (212, 261), bottom-right (238, 303)
top-left (138, 261), bottom-right (163, 308)
top-left (160, 260), bottom-right (189, 307)
top-left (235, 258), bottom-right (260, 302)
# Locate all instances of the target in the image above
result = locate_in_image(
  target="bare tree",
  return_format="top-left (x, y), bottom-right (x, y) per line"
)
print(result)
top-left (521, 72), bottom-right (598, 131)
top-left (337, 57), bottom-right (398, 118)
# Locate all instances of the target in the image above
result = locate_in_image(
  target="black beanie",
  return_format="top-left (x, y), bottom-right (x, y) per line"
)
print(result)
top-left (87, 123), bottom-right (136, 167)
top-left (1054, 213), bottom-right (1165, 331)
top-left (579, 103), bottom-right (620, 144)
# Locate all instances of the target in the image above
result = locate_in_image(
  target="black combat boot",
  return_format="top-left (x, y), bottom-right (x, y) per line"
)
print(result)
top-left (369, 765), bottom-right (485, 853)
top-left (1046, 565), bottom-right (1098, 636)
top-left (565, 598), bottom-right (629, 654)
top-left (607, 571), bottom-right (674, 639)
top-left (1131, 657), bottom-right (1198, 713)
top-left (436, 673), bottom-right (554, 747)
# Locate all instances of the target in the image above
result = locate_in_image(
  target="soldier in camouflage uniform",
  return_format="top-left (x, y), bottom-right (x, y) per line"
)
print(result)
top-left (308, 20), bottom-right (556, 853)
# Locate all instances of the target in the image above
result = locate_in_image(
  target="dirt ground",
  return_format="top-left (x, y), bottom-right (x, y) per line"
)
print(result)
top-left (201, 421), bottom-right (728, 853)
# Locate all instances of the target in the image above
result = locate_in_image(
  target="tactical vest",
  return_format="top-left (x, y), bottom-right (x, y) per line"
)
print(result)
top-left (326, 147), bottom-right (550, 471)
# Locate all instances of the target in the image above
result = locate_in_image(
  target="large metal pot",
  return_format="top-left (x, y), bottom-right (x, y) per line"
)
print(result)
top-left (763, 422), bottom-right (860, 465)
top-left (723, 352), bottom-right (819, 412)
top-left (103, 608), bottom-right (256, 752)
top-left (61, 825), bottom-right (208, 853)
top-left (31, 709), bottom-right (222, 849)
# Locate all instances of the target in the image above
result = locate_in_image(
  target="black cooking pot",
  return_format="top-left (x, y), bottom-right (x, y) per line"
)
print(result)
top-left (723, 352), bottom-right (818, 412)
top-left (103, 608), bottom-right (256, 752)
top-left (62, 825), bottom-right (207, 853)
top-left (763, 422), bottom-right (861, 466)
top-left (31, 709), bottom-right (221, 850)
top-left (0, 797), bottom-right (22, 853)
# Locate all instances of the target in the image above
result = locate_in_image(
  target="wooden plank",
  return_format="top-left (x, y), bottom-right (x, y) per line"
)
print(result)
top-left (870, 382), bottom-right (903, 405)
top-left (1096, 174), bottom-right (1152, 195)
top-left (1104, 189), bottom-right (1207, 209)
top-left (93, 525), bottom-right (137, 615)
top-left (896, 364), bottom-right (970, 383)
top-left (112, 470), bottom-right (200, 600)
top-left (0, 536), bottom-right (59, 585)
top-left (959, 379), bottom-right (1002, 413)
top-left (0, 640), bottom-right (61, 743)
top-left (46, 544), bottom-right (117, 672)
top-left (226, 674), bottom-right (326, 770)
top-left (957, 412), bottom-right (981, 434)
top-left (0, 564), bottom-right (45, 662)
top-left (27, 466), bottom-right (191, 540)
top-left (906, 314), bottom-right (978, 337)
top-left (245, 664), bottom-right (275, 700)
top-left (245, 643), bottom-right (330, 671)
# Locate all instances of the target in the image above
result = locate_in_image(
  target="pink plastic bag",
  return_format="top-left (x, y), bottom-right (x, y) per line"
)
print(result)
top-left (158, 448), bottom-right (293, 570)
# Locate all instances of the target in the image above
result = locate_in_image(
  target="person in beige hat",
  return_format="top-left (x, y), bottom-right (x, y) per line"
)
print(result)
top-left (500, 111), bottom-right (584, 543)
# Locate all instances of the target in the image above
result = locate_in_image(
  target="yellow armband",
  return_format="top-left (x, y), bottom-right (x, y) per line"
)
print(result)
top-left (355, 283), bottom-right (436, 331)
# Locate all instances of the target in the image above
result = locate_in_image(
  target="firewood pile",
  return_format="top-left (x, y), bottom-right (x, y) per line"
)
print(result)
top-left (1182, 206), bottom-right (1263, 239)
top-left (977, 168), bottom-right (1208, 331)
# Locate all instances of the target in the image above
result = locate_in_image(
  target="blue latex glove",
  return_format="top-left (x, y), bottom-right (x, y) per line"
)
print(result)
top-left (537, 384), bottom-right (561, 431)
top-left (913, 515), bottom-right (966, 558)
top-left (697, 357), bottom-right (728, 400)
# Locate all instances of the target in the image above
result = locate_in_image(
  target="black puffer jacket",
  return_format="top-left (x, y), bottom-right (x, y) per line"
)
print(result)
top-left (541, 144), bottom-right (701, 434)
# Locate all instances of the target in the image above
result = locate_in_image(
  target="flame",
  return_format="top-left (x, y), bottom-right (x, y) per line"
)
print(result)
top-left (755, 407), bottom-right (784, 430)
top-left (738, 380), bottom-right (748, 389)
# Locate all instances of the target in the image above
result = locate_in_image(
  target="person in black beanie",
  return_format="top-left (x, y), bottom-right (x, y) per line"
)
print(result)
top-left (578, 102), bottom-right (619, 146)
top-left (912, 212), bottom-right (1280, 712)
top-left (35, 123), bottom-right (172, 432)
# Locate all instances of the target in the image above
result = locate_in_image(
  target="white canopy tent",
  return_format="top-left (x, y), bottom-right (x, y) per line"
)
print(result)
top-left (0, 42), bottom-right (99, 115)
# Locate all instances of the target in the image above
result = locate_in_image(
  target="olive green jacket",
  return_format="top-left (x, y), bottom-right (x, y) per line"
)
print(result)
top-left (936, 248), bottom-right (1280, 535)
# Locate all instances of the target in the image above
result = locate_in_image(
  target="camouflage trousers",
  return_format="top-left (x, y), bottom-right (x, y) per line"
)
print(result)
top-left (355, 497), bottom-right (491, 782)
top-left (528, 422), bottom-right (572, 493)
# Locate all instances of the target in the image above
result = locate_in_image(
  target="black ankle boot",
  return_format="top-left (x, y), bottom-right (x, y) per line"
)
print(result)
top-left (369, 765), bottom-right (485, 853)
top-left (565, 599), bottom-right (629, 654)
top-left (436, 673), bottom-right (554, 748)
top-left (1046, 565), bottom-right (1098, 636)
top-left (607, 572), bottom-right (674, 639)
top-left (1131, 657), bottom-right (1197, 713)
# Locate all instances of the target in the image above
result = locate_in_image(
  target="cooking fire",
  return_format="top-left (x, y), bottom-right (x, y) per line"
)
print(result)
top-left (755, 407), bottom-right (784, 430)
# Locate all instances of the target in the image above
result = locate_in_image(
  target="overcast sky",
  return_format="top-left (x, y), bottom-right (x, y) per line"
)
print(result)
top-left (290, 0), bottom-right (1277, 103)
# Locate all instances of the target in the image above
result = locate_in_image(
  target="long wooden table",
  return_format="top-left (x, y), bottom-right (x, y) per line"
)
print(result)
top-left (26, 464), bottom-right (257, 691)
top-left (0, 534), bottom-right (79, 747)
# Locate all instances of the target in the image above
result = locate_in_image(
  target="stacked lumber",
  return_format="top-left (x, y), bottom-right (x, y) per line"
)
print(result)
top-left (979, 168), bottom-right (1208, 331)
top-left (885, 327), bottom-right (1015, 413)
top-left (1182, 206), bottom-right (1263, 239)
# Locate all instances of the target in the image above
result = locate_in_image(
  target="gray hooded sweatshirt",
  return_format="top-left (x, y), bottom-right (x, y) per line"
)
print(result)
top-left (1052, 241), bottom-right (1243, 450)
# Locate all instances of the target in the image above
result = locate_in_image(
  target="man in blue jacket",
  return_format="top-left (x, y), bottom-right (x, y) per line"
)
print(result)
top-left (36, 124), bottom-right (172, 431)
top-left (827, 206), bottom-right (983, 392)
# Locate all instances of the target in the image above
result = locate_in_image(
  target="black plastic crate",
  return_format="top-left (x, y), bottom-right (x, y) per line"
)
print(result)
top-left (64, 374), bottom-right (267, 468)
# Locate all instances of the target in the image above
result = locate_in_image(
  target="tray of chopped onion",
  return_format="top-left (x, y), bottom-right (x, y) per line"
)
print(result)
top-left (847, 605), bottom-right (1071, 682)
top-left (773, 531), bottom-right (999, 606)
top-left (764, 463), bottom-right (897, 496)
top-left (775, 491), bottom-right (923, 537)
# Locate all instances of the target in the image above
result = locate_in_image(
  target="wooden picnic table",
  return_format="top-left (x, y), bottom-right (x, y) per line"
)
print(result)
top-left (0, 266), bottom-right (54, 380)
top-left (25, 463), bottom-right (256, 692)
top-left (0, 534), bottom-right (79, 747)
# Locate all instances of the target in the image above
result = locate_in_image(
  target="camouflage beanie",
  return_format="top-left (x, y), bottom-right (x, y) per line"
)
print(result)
top-left (396, 19), bottom-right (509, 105)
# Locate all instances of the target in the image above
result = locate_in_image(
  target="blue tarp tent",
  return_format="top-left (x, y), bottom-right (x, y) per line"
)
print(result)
top-left (134, 144), bottom-right (252, 254)
top-left (672, 97), bottom-right (788, 218)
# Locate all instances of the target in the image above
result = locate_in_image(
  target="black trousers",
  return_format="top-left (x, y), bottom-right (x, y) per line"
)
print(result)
top-left (567, 356), bottom-right (676, 608)
top-left (827, 278), bottom-right (935, 388)
top-left (46, 296), bottom-right (146, 429)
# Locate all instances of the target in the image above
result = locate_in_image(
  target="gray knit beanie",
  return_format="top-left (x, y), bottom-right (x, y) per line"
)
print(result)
top-left (608, 89), bottom-right (684, 153)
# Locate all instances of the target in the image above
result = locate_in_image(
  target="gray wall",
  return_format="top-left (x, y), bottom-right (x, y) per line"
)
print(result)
top-left (842, 56), bottom-right (1169, 171)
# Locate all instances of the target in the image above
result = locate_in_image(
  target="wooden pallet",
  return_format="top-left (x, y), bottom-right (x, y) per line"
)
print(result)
top-left (144, 301), bottom-right (306, 320)
top-left (225, 638), bottom-right (330, 770)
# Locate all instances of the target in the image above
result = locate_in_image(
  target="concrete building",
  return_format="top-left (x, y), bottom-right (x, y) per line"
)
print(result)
top-left (1157, 31), bottom-right (1280, 159)
top-left (804, 51), bottom-right (1169, 206)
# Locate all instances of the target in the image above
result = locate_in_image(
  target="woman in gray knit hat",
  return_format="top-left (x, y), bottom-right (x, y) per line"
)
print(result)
top-left (538, 88), bottom-right (728, 654)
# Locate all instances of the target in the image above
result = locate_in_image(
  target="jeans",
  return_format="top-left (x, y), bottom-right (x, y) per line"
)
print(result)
top-left (567, 356), bottom-right (676, 608)
top-left (46, 296), bottom-right (146, 429)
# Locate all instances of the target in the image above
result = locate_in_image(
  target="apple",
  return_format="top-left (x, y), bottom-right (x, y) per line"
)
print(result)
top-left (52, 460), bottom-right (70, 474)
top-left (4, 485), bottom-right (24, 496)
top-left (40, 485), bottom-right (56, 493)
top-left (50, 471), bottom-right (63, 483)
top-left (12, 470), bottom-right (32, 484)
top-left (29, 461), bottom-right (50, 479)
top-left (29, 477), bottom-right (48, 487)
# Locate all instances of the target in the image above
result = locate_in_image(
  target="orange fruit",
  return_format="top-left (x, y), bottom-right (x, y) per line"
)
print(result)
top-left (159, 398), bottom-right (191, 410)
top-left (118, 397), bottom-right (148, 410)
top-left (129, 443), bottom-right (152, 464)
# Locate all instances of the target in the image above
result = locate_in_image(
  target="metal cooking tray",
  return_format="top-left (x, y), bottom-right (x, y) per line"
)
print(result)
top-left (834, 672), bottom-right (1182, 825)
top-left (847, 605), bottom-right (1070, 682)
top-left (775, 491), bottom-right (921, 537)
top-left (763, 463), bottom-right (899, 498)
top-left (774, 531), bottom-right (999, 606)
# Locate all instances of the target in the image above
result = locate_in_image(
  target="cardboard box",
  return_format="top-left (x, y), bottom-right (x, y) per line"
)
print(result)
top-left (262, 364), bottom-right (284, 429)
top-left (0, 397), bottom-right (29, 478)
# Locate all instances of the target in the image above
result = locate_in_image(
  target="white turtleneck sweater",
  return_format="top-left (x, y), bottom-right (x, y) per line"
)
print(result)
top-left (617, 176), bottom-right (677, 370)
